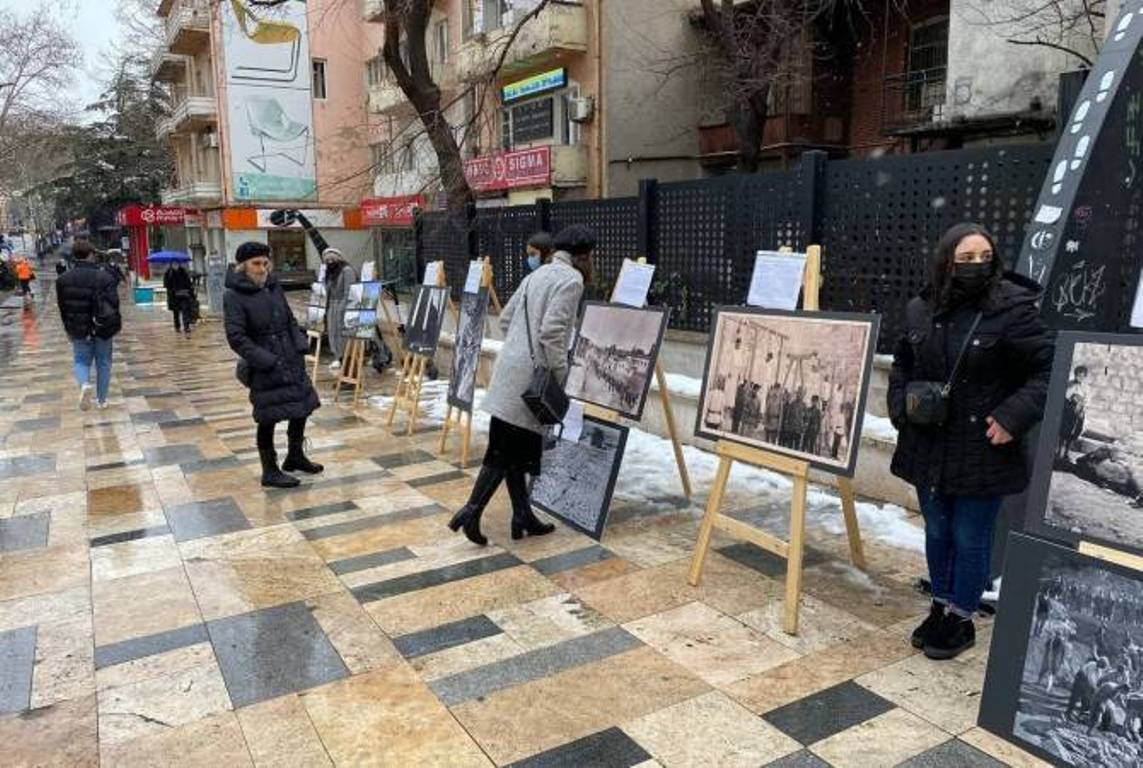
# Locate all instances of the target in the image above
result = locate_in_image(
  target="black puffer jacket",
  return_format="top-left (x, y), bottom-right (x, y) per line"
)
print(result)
top-left (224, 268), bottom-right (320, 424)
top-left (56, 261), bottom-right (120, 340)
top-left (888, 272), bottom-right (1054, 497)
top-left (163, 266), bottom-right (194, 310)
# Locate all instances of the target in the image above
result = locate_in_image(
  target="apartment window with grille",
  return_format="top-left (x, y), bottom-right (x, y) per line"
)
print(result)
top-left (366, 56), bottom-right (386, 88)
top-left (312, 59), bottom-right (327, 100)
top-left (370, 143), bottom-right (386, 172)
top-left (906, 17), bottom-right (948, 113)
top-left (434, 20), bottom-right (449, 65)
top-left (465, 0), bottom-right (506, 38)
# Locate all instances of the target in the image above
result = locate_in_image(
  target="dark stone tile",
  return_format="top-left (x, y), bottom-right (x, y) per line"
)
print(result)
top-left (12, 416), bottom-right (60, 432)
top-left (372, 450), bottom-right (437, 469)
top-left (352, 552), bottom-right (522, 604)
top-left (24, 392), bottom-right (62, 403)
top-left (0, 512), bottom-right (49, 553)
top-left (87, 458), bottom-right (146, 472)
top-left (0, 626), bottom-right (36, 714)
top-left (94, 624), bottom-right (209, 670)
top-left (763, 681), bottom-right (895, 746)
top-left (207, 601), bottom-right (349, 708)
top-left (717, 541), bottom-right (829, 579)
top-left (897, 740), bottom-right (1006, 768)
top-left (164, 497), bottom-right (250, 543)
top-left (530, 545), bottom-right (615, 576)
top-left (90, 525), bottom-right (171, 548)
top-left (0, 454), bottom-right (56, 479)
top-left (264, 469), bottom-right (389, 496)
top-left (407, 470), bottom-right (469, 488)
top-left (301, 504), bottom-right (445, 541)
top-left (158, 417), bottom-right (208, 430)
top-left (121, 387), bottom-right (174, 398)
top-left (286, 501), bottom-right (358, 523)
top-left (179, 456), bottom-right (242, 474)
top-left (130, 410), bottom-right (178, 425)
top-left (392, 615), bottom-right (502, 659)
top-left (763, 750), bottom-right (832, 768)
top-left (144, 444), bottom-right (204, 468)
top-left (328, 546), bottom-right (416, 576)
top-left (506, 728), bottom-right (651, 768)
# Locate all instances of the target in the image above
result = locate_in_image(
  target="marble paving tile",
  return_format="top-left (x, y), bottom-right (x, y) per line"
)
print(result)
top-left (0, 693), bottom-right (100, 766)
top-left (144, 444), bottom-right (204, 467)
top-left (548, 557), bottom-right (639, 592)
top-left (898, 738), bottom-right (1007, 767)
top-left (409, 632), bottom-right (527, 682)
top-left (371, 449), bottom-right (438, 469)
top-left (327, 545), bottom-right (417, 576)
top-left (301, 665), bottom-right (492, 767)
top-left (738, 594), bottom-right (880, 655)
top-left (810, 708), bottom-right (949, 767)
top-left (90, 533), bottom-right (183, 582)
top-left (717, 541), bottom-right (830, 579)
top-left (92, 566), bottom-right (202, 647)
top-left (165, 497), bottom-right (251, 543)
top-left (957, 728), bottom-right (1052, 767)
top-left (87, 484), bottom-right (161, 517)
top-left (285, 500), bottom-right (358, 522)
top-left (236, 694), bottom-right (333, 767)
top-left (530, 544), bottom-right (616, 576)
top-left (0, 585), bottom-right (90, 633)
top-left (763, 680), bottom-right (896, 745)
top-left (99, 711), bottom-right (253, 767)
top-left (309, 513), bottom-right (455, 562)
top-left (0, 543), bottom-right (89, 602)
top-left (305, 590), bottom-right (402, 675)
top-left (352, 551), bottom-right (523, 603)
top-left (96, 657), bottom-right (232, 745)
top-left (30, 616), bottom-right (96, 709)
top-left (763, 750), bottom-right (831, 767)
top-left (86, 508), bottom-right (170, 541)
top-left (96, 642), bottom-right (216, 693)
top-left (94, 623), bottom-right (210, 670)
top-left (857, 647), bottom-right (986, 735)
top-left (85, 467), bottom-right (155, 492)
top-left (12, 489), bottom-right (86, 518)
top-left (452, 646), bottom-right (709, 766)
top-left (487, 592), bottom-right (612, 650)
top-left (624, 691), bottom-right (802, 768)
top-left (89, 524), bottom-right (171, 548)
top-left (393, 614), bottom-right (504, 659)
top-left (509, 727), bottom-right (653, 768)
top-left (0, 510), bottom-right (49, 553)
top-left (0, 625), bottom-right (37, 714)
top-left (301, 503), bottom-right (447, 541)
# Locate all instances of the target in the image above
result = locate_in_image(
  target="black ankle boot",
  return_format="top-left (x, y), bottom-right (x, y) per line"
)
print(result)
top-left (923, 613), bottom-right (975, 660)
top-left (282, 437), bottom-right (323, 474)
top-left (911, 600), bottom-right (946, 649)
top-left (505, 471), bottom-right (554, 540)
top-left (447, 466), bottom-right (503, 546)
top-left (259, 448), bottom-right (300, 489)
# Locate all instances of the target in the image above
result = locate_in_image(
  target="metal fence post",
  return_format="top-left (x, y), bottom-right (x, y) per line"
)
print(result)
top-left (637, 178), bottom-right (659, 263)
top-left (413, 207), bottom-right (425, 283)
top-left (796, 150), bottom-right (828, 245)
top-left (536, 198), bottom-right (552, 234)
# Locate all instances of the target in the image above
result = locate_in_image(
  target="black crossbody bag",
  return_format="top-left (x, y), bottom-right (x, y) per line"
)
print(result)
top-left (905, 311), bottom-right (983, 427)
top-left (521, 293), bottom-right (570, 425)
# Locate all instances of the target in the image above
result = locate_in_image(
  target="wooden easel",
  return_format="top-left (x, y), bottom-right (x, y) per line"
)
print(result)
top-left (331, 337), bottom-right (367, 406)
top-left (304, 329), bottom-right (323, 384)
top-left (687, 245), bottom-right (866, 635)
top-left (1078, 541), bottom-right (1143, 572)
top-left (387, 264), bottom-right (447, 435)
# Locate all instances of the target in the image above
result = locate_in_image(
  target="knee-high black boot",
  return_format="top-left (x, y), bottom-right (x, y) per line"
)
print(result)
top-left (448, 465), bottom-right (503, 546)
top-left (259, 448), bottom-right (300, 488)
top-left (282, 419), bottom-right (323, 474)
top-left (505, 471), bottom-right (554, 540)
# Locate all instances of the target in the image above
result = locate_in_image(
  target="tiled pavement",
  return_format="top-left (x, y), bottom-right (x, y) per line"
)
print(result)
top-left (0, 283), bottom-right (1049, 767)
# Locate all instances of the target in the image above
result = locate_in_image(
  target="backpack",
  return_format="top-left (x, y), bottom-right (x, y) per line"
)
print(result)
top-left (91, 281), bottom-right (121, 339)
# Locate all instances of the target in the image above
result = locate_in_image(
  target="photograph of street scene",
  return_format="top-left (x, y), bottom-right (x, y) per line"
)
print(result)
top-left (531, 417), bottom-right (629, 539)
top-left (448, 289), bottom-right (488, 410)
top-left (565, 303), bottom-right (667, 419)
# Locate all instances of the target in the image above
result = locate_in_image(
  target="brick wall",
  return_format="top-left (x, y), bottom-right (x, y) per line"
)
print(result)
top-left (1072, 342), bottom-right (1143, 442)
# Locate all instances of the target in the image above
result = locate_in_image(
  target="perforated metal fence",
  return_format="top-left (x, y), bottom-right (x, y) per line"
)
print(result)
top-left (550, 196), bottom-right (639, 301)
top-left (418, 210), bottom-right (472, 295)
top-left (476, 204), bottom-right (540, 302)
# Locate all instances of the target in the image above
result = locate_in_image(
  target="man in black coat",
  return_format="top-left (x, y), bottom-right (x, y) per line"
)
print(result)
top-left (56, 240), bottom-right (121, 410)
top-left (224, 241), bottom-right (323, 489)
top-left (163, 262), bottom-right (195, 334)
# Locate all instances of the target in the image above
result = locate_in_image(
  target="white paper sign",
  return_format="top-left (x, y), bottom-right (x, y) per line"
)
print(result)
top-left (464, 260), bottom-right (483, 294)
top-left (423, 260), bottom-right (442, 287)
top-left (360, 261), bottom-right (376, 282)
top-left (747, 251), bottom-right (807, 309)
top-left (560, 401), bottom-right (585, 443)
top-left (1132, 272), bottom-right (1143, 328)
top-left (612, 259), bottom-right (655, 307)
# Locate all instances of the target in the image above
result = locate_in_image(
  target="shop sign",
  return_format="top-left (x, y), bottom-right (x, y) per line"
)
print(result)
top-left (511, 98), bottom-right (554, 144)
top-left (361, 195), bottom-right (424, 227)
top-left (255, 208), bottom-right (345, 229)
top-left (501, 67), bottom-right (566, 104)
top-left (116, 205), bottom-right (189, 227)
top-left (464, 147), bottom-right (552, 192)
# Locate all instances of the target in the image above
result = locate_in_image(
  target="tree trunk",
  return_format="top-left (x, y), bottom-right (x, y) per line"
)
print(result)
top-left (730, 87), bottom-right (770, 172)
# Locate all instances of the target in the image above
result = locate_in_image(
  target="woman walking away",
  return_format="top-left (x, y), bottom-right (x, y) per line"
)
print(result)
top-left (163, 261), bottom-right (195, 334)
top-left (888, 222), bottom-right (1053, 660)
top-left (224, 242), bottom-right (323, 489)
top-left (323, 248), bottom-right (357, 371)
top-left (448, 224), bottom-right (594, 545)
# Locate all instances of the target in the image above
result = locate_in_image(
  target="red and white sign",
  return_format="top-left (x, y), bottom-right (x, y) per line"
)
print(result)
top-left (360, 194), bottom-right (425, 227)
top-left (464, 147), bottom-right (552, 193)
top-left (116, 205), bottom-right (192, 227)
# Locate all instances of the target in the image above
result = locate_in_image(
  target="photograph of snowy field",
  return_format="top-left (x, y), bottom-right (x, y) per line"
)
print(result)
top-left (1027, 335), bottom-right (1143, 558)
top-left (448, 289), bottom-right (488, 411)
top-left (695, 307), bottom-right (878, 475)
top-left (980, 534), bottom-right (1143, 768)
top-left (531, 416), bottom-right (629, 539)
top-left (565, 302), bottom-right (667, 419)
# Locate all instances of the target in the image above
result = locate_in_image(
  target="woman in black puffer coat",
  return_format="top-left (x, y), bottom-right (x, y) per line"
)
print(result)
top-left (888, 223), bottom-right (1053, 661)
top-left (224, 241), bottom-right (322, 488)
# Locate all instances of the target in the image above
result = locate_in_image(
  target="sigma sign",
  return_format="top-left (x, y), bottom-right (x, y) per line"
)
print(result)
top-left (464, 147), bottom-right (552, 192)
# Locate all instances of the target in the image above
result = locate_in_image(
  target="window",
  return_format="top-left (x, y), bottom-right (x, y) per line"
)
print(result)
top-left (465, 0), bottom-right (506, 38)
top-left (906, 17), bottom-right (948, 112)
top-left (433, 20), bottom-right (449, 66)
top-left (312, 59), bottom-right (327, 100)
top-left (366, 56), bottom-right (386, 88)
top-left (370, 143), bottom-right (386, 171)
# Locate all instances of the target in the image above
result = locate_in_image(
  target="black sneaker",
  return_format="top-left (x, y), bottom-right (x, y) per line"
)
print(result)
top-left (911, 600), bottom-right (946, 649)
top-left (923, 614), bottom-right (975, 660)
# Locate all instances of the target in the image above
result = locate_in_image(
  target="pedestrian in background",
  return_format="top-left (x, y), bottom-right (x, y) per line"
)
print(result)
top-left (323, 248), bottom-right (356, 371)
top-left (448, 224), bottom-right (595, 545)
top-left (14, 256), bottom-right (34, 298)
top-left (888, 222), bottom-right (1053, 660)
top-left (224, 242), bottom-right (323, 489)
top-left (163, 261), bottom-right (195, 335)
top-left (56, 241), bottom-right (120, 410)
top-left (522, 231), bottom-right (553, 276)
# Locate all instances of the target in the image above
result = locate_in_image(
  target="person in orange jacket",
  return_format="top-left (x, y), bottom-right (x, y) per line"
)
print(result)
top-left (14, 257), bottom-right (34, 297)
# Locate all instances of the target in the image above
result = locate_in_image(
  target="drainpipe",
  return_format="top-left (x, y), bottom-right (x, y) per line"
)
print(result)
top-left (596, 0), bottom-right (607, 198)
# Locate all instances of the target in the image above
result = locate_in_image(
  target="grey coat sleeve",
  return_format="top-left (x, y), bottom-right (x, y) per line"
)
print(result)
top-left (538, 279), bottom-right (583, 381)
top-left (499, 278), bottom-right (523, 335)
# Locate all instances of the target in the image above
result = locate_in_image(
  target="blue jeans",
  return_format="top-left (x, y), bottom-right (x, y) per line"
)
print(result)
top-left (916, 487), bottom-right (1002, 617)
top-left (72, 337), bottom-right (113, 403)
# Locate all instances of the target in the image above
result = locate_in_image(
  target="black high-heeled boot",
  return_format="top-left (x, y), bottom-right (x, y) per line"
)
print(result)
top-left (505, 471), bottom-right (554, 540)
top-left (447, 465), bottom-right (503, 546)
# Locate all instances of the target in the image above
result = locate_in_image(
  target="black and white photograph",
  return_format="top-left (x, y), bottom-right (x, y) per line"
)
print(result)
top-left (1027, 333), bottom-right (1143, 558)
top-left (694, 307), bottom-right (879, 475)
top-left (305, 305), bottom-right (325, 329)
top-left (404, 285), bottom-right (448, 355)
top-left (565, 302), bottom-right (668, 420)
top-left (530, 416), bottom-right (629, 540)
top-left (979, 534), bottom-right (1143, 768)
top-left (448, 289), bottom-right (489, 411)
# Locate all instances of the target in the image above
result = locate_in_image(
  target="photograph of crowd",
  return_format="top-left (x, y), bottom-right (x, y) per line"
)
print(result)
top-left (404, 285), bottom-right (448, 356)
top-left (565, 303), bottom-right (668, 419)
top-left (531, 416), bottom-right (629, 540)
top-left (695, 308), bottom-right (878, 474)
top-left (448, 289), bottom-right (489, 411)
top-left (981, 536), bottom-right (1143, 767)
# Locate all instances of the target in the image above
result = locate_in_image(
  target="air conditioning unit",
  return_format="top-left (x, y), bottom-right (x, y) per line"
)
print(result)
top-left (204, 132), bottom-right (220, 148)
top-left (569, 96), bottom-right (594, 123)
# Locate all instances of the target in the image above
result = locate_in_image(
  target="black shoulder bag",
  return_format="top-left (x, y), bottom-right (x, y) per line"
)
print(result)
top-left (521, 293), bottom-right (570, 425)
top-left (905, 311), bottom-right (983, 427)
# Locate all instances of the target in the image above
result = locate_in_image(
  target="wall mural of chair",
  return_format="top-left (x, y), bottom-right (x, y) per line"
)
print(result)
top-left (244, 95), bottom-right (310, 172)
top-left (229, 0), bottom-right (301, 84)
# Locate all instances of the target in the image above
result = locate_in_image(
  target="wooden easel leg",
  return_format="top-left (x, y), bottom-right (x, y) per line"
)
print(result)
top-left (387, 354), bottom-right (410, 427)
top-left (688, 455), bottom-right (733, 586)
top-left (461, 413), bottom-right (471, 468)
top-left (352, 341), bottom-right (365, 407)
top-left (439, 405), bottom-right (454, 453)
top-left (837, 477), bottom-right (867, 570)
top-left (784, 475), bottom-right (809, 635)
top-left (655, 362), bottom-right (692, 499)
top-left (407, 357), bottom-right (425, 436)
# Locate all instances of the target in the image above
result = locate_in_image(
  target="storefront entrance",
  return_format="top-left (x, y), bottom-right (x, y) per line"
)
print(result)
top-left (267, 228), bottom-right (307, 275)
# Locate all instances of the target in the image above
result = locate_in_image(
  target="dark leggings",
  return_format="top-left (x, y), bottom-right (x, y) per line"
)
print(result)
top-left (172, 304), bottom-right (193, 331)
top-left (256, 418), bottom-right (306, 452)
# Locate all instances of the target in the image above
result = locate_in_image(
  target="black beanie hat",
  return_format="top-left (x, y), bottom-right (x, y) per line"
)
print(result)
top-left (553, 224), bottom-right (597, 256)
top-left (236, 241), bottom-right (270, 263)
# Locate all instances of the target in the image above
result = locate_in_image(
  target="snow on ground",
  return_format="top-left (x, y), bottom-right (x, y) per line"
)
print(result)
top-left (649, 372), bottom-right (704, 400)
top-left (860, 414), bottom-right (897, 443)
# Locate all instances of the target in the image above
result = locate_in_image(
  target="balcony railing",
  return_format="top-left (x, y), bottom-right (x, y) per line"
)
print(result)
top-left (882, 67), bottom-right (947, 132)
top-left (367, 81), bottom-right (411, 114)
top-left (166, 0), bottom-right (210, 56)
top-left (156, 94), bottom-right (218, 140)
top-left (458, 1), bottom-right (587, 82)
top-left (161, 180), bottom-right (223, 206)
top-left (150, 49), bottom-right (188, 82)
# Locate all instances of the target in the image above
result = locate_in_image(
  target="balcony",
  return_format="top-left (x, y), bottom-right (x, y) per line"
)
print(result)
top-left (156, 95), bottom-right (218, 140)
top-left (161, 180), bottom-right (223, 207)
top-left (166, 0), bottom-right (210, 56)
top-left (550, 144), bottom-right (587, 187)
top-left (457, 1), bottom-right (588, 82)
top-left (882, 67), bottom-right (947, 133)
top-left (367, 81), bottom-right (411, 114)
top-left (363, 0), bottom-right (383, 21)
top-left (150, 49), bottom-right (188, 82)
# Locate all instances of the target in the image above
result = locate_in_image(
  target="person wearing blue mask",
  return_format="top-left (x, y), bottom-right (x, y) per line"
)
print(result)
top-left (523, 231), bottom-right (553, 275)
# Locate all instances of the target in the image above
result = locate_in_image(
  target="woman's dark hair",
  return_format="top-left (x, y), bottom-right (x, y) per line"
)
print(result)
top-left (526, 231), bottom-right (554, 257)
top-left (931, 222), bottom-right (1001, 308)
top-left (553, 224), bottom-right (597, 256)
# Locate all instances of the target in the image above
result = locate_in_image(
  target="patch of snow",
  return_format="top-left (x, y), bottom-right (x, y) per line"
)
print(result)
top-left (861, 414), bottom-right (897, 443)
top-left (482, 338), bottom-right (504, 354)
top-left (649, 372), bottom-right (703, 400)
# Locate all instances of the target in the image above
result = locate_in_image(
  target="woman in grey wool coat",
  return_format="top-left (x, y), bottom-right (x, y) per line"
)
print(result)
top-left (448, 224), bottom-right (596, 545)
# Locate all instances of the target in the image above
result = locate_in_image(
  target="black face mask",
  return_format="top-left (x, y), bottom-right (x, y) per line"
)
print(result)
top-left (949, 262), bottom-right (993, 303)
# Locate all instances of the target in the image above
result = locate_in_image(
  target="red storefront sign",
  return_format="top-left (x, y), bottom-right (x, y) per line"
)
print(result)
top-left (360, 194), bottom-right (425, 227)
top-left (464, 147), bottom-right (552, 192)
top-left (115, 204), bottom-right (192, 227)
